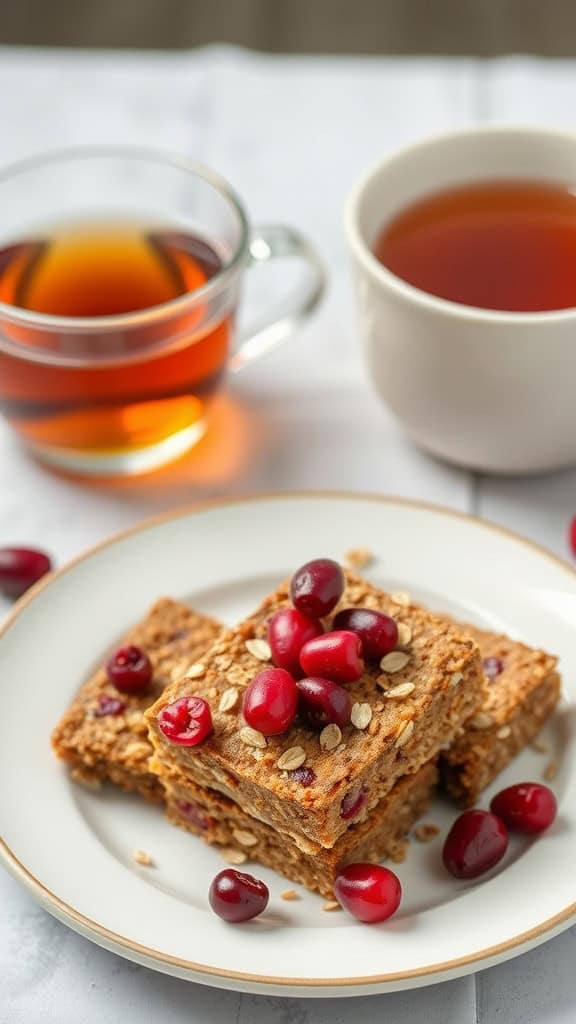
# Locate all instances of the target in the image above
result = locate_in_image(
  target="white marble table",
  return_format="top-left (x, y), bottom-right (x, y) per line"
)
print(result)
top-left (1, 45), bottom-right (575, 1023)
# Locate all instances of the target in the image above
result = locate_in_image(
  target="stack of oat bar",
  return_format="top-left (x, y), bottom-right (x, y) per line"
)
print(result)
top-left (52, 566), bottom-right (561, 900)
top-left (144, 572), bottom-right (485, 898)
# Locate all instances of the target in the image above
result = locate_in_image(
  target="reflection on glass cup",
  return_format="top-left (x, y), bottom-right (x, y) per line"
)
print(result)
top-left (0, 147), bottom-right (324, 475)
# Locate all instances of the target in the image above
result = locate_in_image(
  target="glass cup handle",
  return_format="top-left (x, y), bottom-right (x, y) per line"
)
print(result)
top-left (228, 224), bottom-right (326, 374)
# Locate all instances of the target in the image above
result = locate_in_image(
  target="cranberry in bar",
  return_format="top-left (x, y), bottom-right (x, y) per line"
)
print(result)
top-left (107, 645), bottom-right (152, 694)
top-left (297, 676), bottom-right (351, 729)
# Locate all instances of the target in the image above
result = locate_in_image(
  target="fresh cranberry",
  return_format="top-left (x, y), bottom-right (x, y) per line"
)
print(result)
top-left (242, 667), bottom-right (298, 736)
top-left (490, 783), bottom-right (557, 834)
top-left (176, 800), bottom-right (213, 831)
top-left (483, 656), bottom-right (505, 680)
top-left (95, 694), bottom-right (125, 717)
top-left (340, 785), bottom-right (368, 820)
top-left (0, 547), bottom-right (52, 599)
top-left (290, 558), bottom-right (345, 618)
top-left (443, 810), bottom-right (509, 879)
top-left (290, 766), bottom-right (316, 787)
top-left (300, 630), bottom-right (363, 684)
top-left (297, 676), bottom-right (351, 728)
top-left (209, 868), bottom-right (269, 922)
top-left (334, 863), bottom-right (402, 924)
top-left (267, 608), bottom-right (323, 675)
top-left (106, 645), bottom-right (152, 694)
top-left (333, 607), bottom-right (398, 659)
top-left (569, 516), bottom-right (576, 558)
top-left (157, 696), bottom-right (213, 746)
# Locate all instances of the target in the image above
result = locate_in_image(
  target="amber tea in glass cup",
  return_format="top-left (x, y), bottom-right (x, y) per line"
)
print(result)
top-left (0, 147), bottom-right (324, 475)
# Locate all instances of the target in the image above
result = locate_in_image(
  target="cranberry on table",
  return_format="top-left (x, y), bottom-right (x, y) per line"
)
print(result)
top-left (334, 863), bottom-right (402, 923)
top-left (297, 676), bottom-right (351, 729)
top-left (300, 630), bottom-right (363, 684)
top-left (209, 868), bottom-right (269, 922)
top-left (267, 607), bottom-right (323, 675)
top-left (242, 667), bottom-right (298, 736)
top-left (0, 546), bottom-right (52, 599)
top-left (290, 558), bottom-right (345, 618)
top-left (490, 782), bottom-right (557, 834)
top-left (333, 607), bottom-right (398, 659)
top-left (106, 644), bottom-right (152, 694)
top-left (443, 810), bottom-right (509, 879)
top-left (157, 695), bottom-right (213, 746)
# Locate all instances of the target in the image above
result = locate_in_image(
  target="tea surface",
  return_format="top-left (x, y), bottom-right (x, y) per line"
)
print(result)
top-left (374, 179), bottom-right (576, 312)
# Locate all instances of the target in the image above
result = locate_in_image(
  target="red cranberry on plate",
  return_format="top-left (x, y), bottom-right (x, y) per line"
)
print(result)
top-left (157, 695), bottom-right (213, 746)
top-left (297, 676), bottom-right (351, 729)
top-left (300, 630), bottom-right (363, 684)
top-left (209, 868), bottom-right (269, 922)
top-left (267, 607), bottom-right (323, 675)
top-left (242, 667), bottom-right (298, 736)
top-left (334, 863), bottom-right (402, 923)
top-left (443, 810), bottom-right (509, 879)
top-left (290, 558), bottom-right (345, 619)
top-left (106, 645), bottom-right (152, 694)
top-left (0, 546), bottom-right (52, 599)
top-left (490, 782), bottom-right (557, 834)
top-left (333, 607), bottom-right (398, 659)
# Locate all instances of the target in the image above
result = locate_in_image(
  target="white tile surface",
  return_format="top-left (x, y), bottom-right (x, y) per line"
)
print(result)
top-left (0, 47), bottom-right (575, 1023)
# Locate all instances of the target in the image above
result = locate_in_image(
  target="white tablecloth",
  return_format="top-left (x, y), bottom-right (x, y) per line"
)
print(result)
top-left (1, 46), bottom-right (575, 1024)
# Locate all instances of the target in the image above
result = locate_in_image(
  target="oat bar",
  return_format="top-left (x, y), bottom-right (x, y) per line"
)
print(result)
top-left (163, 759), bottom-right (438, 899)
top-left (440, 623), bottom-right (560, 806)
top-left (52, 598), bottom-right (221, 800)
top-left (146, 573), bottom-right (483, 847)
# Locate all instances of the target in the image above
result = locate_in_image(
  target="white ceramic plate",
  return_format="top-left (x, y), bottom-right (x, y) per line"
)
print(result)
top-left (0, 494), bottom-right (574, 997)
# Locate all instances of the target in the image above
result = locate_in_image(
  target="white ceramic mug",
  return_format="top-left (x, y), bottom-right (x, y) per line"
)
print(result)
top-left (345, 125), bottom-right (576, 474)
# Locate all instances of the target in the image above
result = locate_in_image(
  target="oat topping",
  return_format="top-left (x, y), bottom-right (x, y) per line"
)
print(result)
top-left (239, 726), bottom-right (267, 749)
top-left (186, 662), bottom-right (207, 679)
top-left (380, 651), bottom-right (411, 673)
top-left (220, 847), bottom-right (248, 865)
top-left (395, 719), bottom-right (415, 747)
top-left (450, 672), bottom-right (464, 687)
top-left (319, 724), bottom-right (342, 751)
top-left (244, 638), bottom-right (272, 662)
top-left (277, 746), bottom-right (307, 770)
top-left (351, 702), bottom-right (372, 729)
top-left (384, 682), bottom-right (415, 700)
top-left (390, 591), bottom-right (411, 607)
top-left (343, 547), bottom-right (374, 569)
top-left (413, 823), bottom-right (440, 842)
top-left (132, 848), bottom-right (154, 867)
top-left (218, 687), bottom-right (239, 713)
top-left (232, 828), bottom-right (258, 847)
top-left (497, 725), bottom-right (512, 739)
top-left (396, 622), bottom-right (412, 648)
top-left (469, 712), bottom-right (494, 730)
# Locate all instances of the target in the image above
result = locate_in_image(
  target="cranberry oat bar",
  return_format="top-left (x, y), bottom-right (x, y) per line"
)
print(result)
top-left (161, 758), bottom-right (438, 899)
top-left (52, 598), bottom-right (221, 800)
top-left (440, 623), bottom-right (560, 806)
top-left (146, 572), bottom-right (484, 847)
